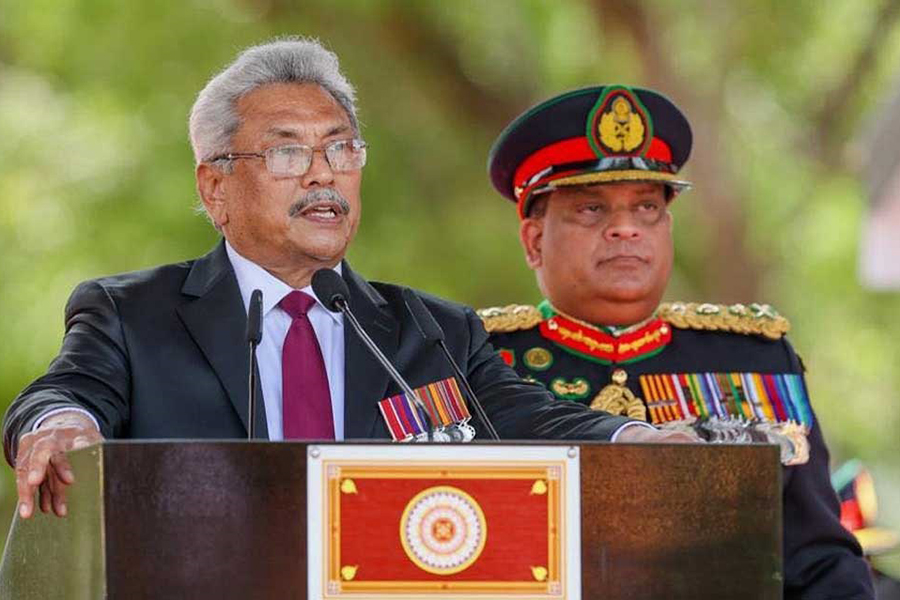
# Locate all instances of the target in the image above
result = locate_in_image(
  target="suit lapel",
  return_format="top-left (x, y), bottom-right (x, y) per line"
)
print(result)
top-left (342, 263), bottom-right (398, 439)
top-left (176, 241), bottom-right (269, 438)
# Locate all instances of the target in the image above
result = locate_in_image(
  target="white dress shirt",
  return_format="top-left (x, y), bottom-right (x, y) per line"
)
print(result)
top-left (226, 242), bottom-right (345, 440)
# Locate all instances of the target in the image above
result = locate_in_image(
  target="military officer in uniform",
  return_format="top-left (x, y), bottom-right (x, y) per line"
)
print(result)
top-left (479, 85), bottom-right (875, 598)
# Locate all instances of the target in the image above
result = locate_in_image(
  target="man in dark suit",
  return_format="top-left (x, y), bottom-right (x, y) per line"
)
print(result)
top-left (479, 85), bottom-right (875, 598)
top-left (4, 39), bottom-right (689, 522)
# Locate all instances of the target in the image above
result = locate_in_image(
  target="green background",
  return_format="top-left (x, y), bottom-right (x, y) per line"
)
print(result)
top-left (1, 0), bottom-right (898, 576)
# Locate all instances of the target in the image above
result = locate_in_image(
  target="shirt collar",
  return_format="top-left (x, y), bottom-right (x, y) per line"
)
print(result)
top-left (225, 240), bottom-right (343, 323)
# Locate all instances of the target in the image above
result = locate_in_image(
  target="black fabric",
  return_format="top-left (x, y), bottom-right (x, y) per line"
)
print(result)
top-left (490, 325), bottom-right (875, 599)
top-left (2, 242), bottom-right (634, 464)
top-left (875, 570), bottom-right (900, 600)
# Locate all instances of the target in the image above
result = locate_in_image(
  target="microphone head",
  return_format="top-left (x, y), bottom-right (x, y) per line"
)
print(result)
top-left (402, 288), bottom-right (445, 343)
top-left (311, 268), bottom-right (350, 312)
top-left (246, 289), bottom-right (263, 344)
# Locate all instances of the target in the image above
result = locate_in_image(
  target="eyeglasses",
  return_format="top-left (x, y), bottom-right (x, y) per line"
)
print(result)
top-left (210, 139), bottom-right (367, 177)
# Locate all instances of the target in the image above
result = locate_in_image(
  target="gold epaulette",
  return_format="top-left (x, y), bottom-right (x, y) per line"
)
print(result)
top-left (477, 304), bottom-right (543, 333)
top-left (658, 302), bottom-right (791, 340)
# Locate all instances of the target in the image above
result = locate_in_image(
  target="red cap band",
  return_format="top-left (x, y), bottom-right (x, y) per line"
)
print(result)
top-left (513, 135), bottom-right (674, 193)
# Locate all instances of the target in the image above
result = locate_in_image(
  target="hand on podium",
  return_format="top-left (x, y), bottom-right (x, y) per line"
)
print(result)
top-left (14, 411), bottom-right (103, 519)
top-left (615, 424), bottom-right (702, 444)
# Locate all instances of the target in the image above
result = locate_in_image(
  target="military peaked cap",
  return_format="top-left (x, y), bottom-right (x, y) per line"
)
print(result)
top-left (488, 85), bottom-right (693, 218)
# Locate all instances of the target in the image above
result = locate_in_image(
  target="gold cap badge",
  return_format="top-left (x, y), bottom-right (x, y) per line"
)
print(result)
top-left (599, 96), bottom-right (646, 152)
top-left (587, 86), bottom-right (652, 157)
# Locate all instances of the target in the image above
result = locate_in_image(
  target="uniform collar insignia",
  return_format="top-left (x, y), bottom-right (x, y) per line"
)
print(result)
top-left (537, 300), bottom-right (671, 365)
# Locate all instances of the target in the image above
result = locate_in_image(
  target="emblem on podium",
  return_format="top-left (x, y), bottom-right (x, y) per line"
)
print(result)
top-left (307, 445), bottom-right (582, 599)
top-left (400, 486), bottom-right (487, 575)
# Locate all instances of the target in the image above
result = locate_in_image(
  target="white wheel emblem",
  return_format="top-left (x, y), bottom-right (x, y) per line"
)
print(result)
top-left (399, 486), bottom-right (487, 575)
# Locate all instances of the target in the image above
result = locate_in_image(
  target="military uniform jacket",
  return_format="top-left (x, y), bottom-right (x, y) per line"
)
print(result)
top-left (482, 301), bottom-right (874, 600)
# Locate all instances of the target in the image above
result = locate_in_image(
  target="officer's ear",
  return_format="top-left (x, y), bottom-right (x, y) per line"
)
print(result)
top-left (520, 215), bottom-right (544, 269)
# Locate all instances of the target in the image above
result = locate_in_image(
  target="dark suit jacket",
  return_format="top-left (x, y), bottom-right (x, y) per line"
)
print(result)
top-left (3, 242), bottom-right (632, 463)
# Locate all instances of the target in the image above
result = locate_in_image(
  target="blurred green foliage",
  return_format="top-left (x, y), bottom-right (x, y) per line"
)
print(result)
top-left (1, 0), bottom-right (899, 575)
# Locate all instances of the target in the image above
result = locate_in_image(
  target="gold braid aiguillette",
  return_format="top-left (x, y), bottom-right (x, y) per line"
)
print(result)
top-left (589, 369), bottom-right (647, 421)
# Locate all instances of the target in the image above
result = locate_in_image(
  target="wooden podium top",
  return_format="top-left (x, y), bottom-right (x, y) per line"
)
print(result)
top-left (0, 441), bottom-right (780, 600)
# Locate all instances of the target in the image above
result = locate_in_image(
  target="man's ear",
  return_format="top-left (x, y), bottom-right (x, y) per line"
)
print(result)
top-left (196, 163), bottom-right (229, 228)
top-left (519, 217), bottom-right (544, 269)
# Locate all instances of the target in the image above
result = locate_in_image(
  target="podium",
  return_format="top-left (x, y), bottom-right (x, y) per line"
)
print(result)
top-left (0, 441), bottom-right (781, 599)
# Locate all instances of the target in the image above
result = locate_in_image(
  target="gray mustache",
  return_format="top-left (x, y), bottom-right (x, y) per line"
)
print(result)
top-left (288, 188), bottom-right (351, 217)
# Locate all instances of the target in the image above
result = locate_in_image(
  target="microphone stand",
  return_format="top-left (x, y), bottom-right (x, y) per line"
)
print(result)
top-left (434, 337), bottom-right (501, 441)
top-left (334, 298), bottom-right (436, 442)
top-left (401, 288), bottom-right (500, 441)
top-left (248, 346), bottom-right (260, 439)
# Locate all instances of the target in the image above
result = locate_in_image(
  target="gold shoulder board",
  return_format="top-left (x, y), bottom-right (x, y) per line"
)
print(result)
top-left (658, 302), bottom-right (791, 340)
top-left (477, 304), bottom-right (543, 333)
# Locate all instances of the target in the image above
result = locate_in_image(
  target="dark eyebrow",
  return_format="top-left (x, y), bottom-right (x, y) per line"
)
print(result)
top-left (264, 124), bottom-right (351, 139)
top-left (265, 126), bottom-right (302, 139)
top-left (325, 124), bottom-right (350, 137)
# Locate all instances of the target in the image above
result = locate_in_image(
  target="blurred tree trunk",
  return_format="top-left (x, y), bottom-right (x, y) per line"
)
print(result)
top-left (812, 0), bottom-right (900, 164)
top-left (375, 2), bottom-right (532, 132)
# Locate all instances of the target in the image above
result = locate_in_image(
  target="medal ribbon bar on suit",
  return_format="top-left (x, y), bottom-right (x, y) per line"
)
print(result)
top-left (436, 377), bottom-right (472, 422)
top-left (537, 302), bottom-right (672, 365)
top-left (379, 392), bottom-right (427, 442)
top-left (637, 372), bottom-right (813, 428)
top-left (378, 377), bottom-right (472, 442)
top-left (419, 377), bottom-right (472, 426)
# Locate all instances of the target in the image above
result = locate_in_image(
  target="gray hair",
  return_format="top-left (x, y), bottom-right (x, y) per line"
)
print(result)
top-left (188, 37), bottom-right (358, 165)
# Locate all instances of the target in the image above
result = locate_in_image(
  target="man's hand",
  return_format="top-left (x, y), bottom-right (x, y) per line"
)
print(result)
top-left (615, 424), bottom-right (702, 444)
top-left (15, 411), bottom-right (103, 519)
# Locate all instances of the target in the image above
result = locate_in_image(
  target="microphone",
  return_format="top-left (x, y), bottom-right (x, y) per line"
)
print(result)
top-left (311, 269), bottom-right (439, 441)
top-left (247, 289), bottom-right (263, 344)
top-left (401, 288), bottom-right (501, 441)
top-left (246, 289), bottom-right (263, 439)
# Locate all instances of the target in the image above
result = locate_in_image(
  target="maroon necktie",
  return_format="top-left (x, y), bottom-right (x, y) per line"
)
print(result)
top-left (280, 291), bottom-right (335, 440)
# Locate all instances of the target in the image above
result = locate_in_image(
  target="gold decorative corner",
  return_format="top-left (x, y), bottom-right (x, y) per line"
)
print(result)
top-left (340, 565), bottom-right (358, 581)
top-left (531, 566), bottom-right (548, 582)
top-left (340, 478), bottom-right (358, 494)
top-left (530, 480), bottom-right (548, 495)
